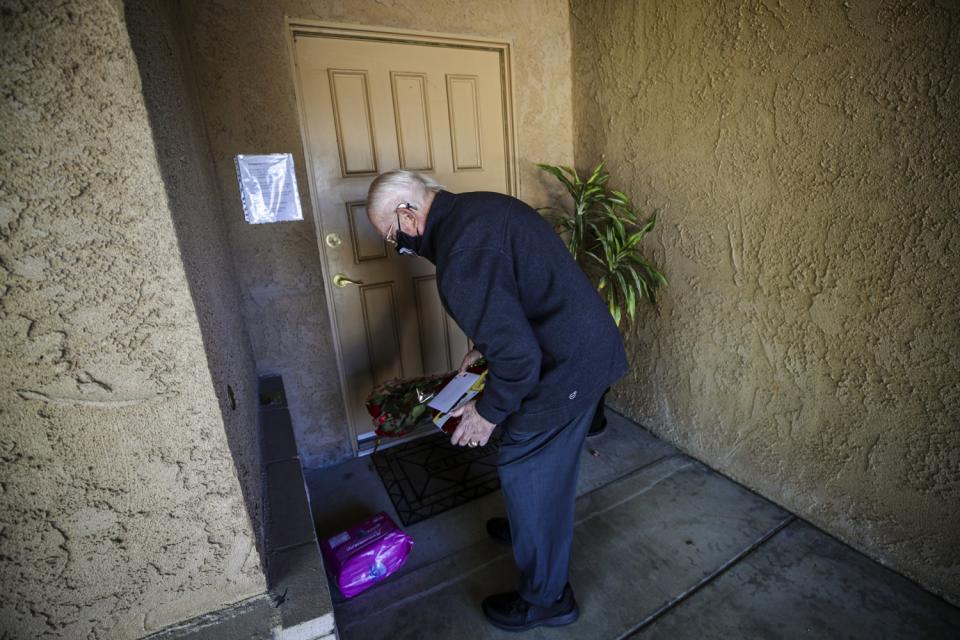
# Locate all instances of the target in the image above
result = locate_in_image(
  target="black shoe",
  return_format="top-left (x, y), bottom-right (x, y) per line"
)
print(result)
top-left (482, 583), bottom-right (579, 632)
top-left (587, 414), bottom-right (607, 437)
top-left (486, 517), bottom-right (512, 546)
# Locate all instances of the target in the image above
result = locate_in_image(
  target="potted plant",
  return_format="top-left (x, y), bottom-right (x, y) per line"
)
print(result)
top-left (537, 161), bottom-right (666, 435)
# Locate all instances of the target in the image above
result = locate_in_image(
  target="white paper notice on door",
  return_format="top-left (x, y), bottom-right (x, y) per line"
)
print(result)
top-left (234, 153), bottom-right (304, 224)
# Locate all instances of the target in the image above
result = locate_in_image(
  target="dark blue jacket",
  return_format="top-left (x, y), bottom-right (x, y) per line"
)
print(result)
top-left (419, 190), bottom-right (628, 430)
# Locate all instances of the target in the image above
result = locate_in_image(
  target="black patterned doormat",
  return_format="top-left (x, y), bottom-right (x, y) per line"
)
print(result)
top-left (372, 431), bottom-right (502, 526)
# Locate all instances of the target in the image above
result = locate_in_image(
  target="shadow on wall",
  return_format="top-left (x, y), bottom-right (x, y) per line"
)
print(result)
top-left (123, 3), bottom-right (266, 565)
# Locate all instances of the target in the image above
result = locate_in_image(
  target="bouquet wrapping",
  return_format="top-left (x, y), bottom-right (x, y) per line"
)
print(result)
top-left (365, 362), bottom-right (487, 437)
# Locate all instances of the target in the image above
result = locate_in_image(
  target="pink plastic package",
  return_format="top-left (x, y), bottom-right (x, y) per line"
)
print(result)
top-left (319, 512), bottom-right (414, 598)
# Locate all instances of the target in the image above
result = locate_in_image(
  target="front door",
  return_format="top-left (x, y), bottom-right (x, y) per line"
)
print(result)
top-left (292, 28), bottom-right (515, 454)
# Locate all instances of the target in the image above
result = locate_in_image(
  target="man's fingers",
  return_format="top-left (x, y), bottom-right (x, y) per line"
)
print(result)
top-left (459, 348), bottom-right (481, 373)
top-left (452, 423), bottom-right (480, 447)
top-left (454, 424), bottom-right (476, 447)
top-left (450, 399), bottom-right (474, 419)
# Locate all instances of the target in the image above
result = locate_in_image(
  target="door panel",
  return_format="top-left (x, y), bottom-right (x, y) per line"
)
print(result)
top-left (328, 70), bottom-right (378, 175)
top-left (345, 201), bottom-right (386, 263)
top-left (412, 275), bottom-right (450, 374)
top-left (294, 33), bottom-right (512, 453)
top-left (446, 75), bottom-right (483, 170)
top-left (390, 72), bottom-right (434, 172)
top-left (359, 283), bottom-right (404, 383)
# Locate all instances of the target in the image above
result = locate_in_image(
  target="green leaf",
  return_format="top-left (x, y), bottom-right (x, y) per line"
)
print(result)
top-left (643, 263), bottom-right (668, 286)
top-left (626, 265), bottom-right (650, 304)
top-left (587, 161), bottom-right (606, 185)
top-left (633, 217), bottom-right (656, 239)
top-left (560, 165), bottom-right (580, 186)
top-left (614, 270), bottom-right (630, 310)
top-left (584, 250), bottom-right (606, 268)
top-left (538, 163), bottom-right (578, 195)
top-left (608, 293), bottom-right (621, 326)
top-left (607, 210), bottom-right (626, 239)
top-left (627, 228), bottom-right (649, 246)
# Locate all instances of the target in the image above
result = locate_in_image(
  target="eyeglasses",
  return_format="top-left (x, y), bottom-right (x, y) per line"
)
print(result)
top-left (383, 202), bottom-right (417, 245)
top-left (384, 219), bottom-right (398, 245)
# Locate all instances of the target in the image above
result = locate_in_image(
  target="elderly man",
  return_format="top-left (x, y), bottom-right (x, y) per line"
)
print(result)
top-left (365, 170), bottom-right (627, 632)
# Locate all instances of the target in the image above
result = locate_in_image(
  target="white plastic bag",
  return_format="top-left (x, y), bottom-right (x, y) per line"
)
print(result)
top-left (234, 153), bottom-right (303, 224)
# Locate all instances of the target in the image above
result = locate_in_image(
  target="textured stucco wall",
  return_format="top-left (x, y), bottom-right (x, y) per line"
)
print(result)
top-left (571, 0), bottom-right (959, 603)
top-left (1, 1), bottom-right (266, 637)
top-left (123, 0), bottom-right (266, 565)
top-left (178, 0), bottom-right (575, 468)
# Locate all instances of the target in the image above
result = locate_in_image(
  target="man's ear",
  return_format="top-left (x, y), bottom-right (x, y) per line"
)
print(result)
top-left (399, 208), bottom-right (418, 228)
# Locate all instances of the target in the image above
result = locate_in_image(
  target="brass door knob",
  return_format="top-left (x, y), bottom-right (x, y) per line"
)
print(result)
top-left (333, 273), bottom-right (364, 288)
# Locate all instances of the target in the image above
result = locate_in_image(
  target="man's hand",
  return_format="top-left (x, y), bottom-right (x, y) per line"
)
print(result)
top-left (458, 348), bottom-right (483, 373)
top-left (449, 400), bottom-right (496, 447)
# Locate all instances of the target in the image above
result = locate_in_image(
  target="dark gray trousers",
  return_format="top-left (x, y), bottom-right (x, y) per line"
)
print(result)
top-left (496, 397), bottom-right (599, 607)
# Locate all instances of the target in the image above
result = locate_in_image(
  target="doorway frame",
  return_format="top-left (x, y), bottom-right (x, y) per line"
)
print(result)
top-left (285, 19), bottom-right (520, 456)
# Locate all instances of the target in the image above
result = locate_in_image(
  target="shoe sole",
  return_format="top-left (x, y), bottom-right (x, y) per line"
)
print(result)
top-left (484, 606), bottom-right (580, 632)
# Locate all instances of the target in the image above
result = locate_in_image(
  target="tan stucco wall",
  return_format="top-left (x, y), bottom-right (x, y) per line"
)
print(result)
top-left (571, 0), bottom-right (959, 603)
top-left (1, 1), bottom-right (266, 637)
top-left (178, 0), bottom-right (575, 467)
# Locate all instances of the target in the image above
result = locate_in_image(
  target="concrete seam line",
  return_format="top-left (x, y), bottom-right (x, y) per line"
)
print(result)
top-left (618, 515), bottom-right (797, 640)
top-left (574, 456), bottom-right (693, 527)
top-left (142, 594), bottom-right (274, 638)
top-left (268, 539), bottom-right (321, 555)
top-left (264, 456), bottom-right (302, 468)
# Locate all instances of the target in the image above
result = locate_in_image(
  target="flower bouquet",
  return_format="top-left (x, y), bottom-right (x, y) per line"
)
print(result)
top-left (365, 361), bottom-right (487, 437)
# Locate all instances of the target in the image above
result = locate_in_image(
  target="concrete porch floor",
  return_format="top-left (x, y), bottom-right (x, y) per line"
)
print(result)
top-left (305, 411), bottom-right (960, 640)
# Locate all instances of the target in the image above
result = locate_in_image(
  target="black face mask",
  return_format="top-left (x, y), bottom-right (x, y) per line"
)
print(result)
top-left (394, 206), bottom-right (422, 256)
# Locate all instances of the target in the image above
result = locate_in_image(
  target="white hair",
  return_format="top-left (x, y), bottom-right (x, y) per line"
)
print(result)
top-left (367, 170), bottom-right (444, 222)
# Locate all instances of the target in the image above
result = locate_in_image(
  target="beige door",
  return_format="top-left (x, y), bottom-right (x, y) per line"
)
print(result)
top-left (292, 30), bottom-right (514, 454)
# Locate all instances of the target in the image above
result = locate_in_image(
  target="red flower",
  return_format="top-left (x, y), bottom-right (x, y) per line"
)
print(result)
top-left (368, 403), bottom-right (382, 418)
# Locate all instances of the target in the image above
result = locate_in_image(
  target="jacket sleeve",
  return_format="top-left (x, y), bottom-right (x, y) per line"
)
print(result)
top-left (438, 248), bottom-right (541, 425)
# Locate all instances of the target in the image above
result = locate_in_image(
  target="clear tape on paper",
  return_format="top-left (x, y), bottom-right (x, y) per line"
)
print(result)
top-left (234, 153), bottom-right (304, 224)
